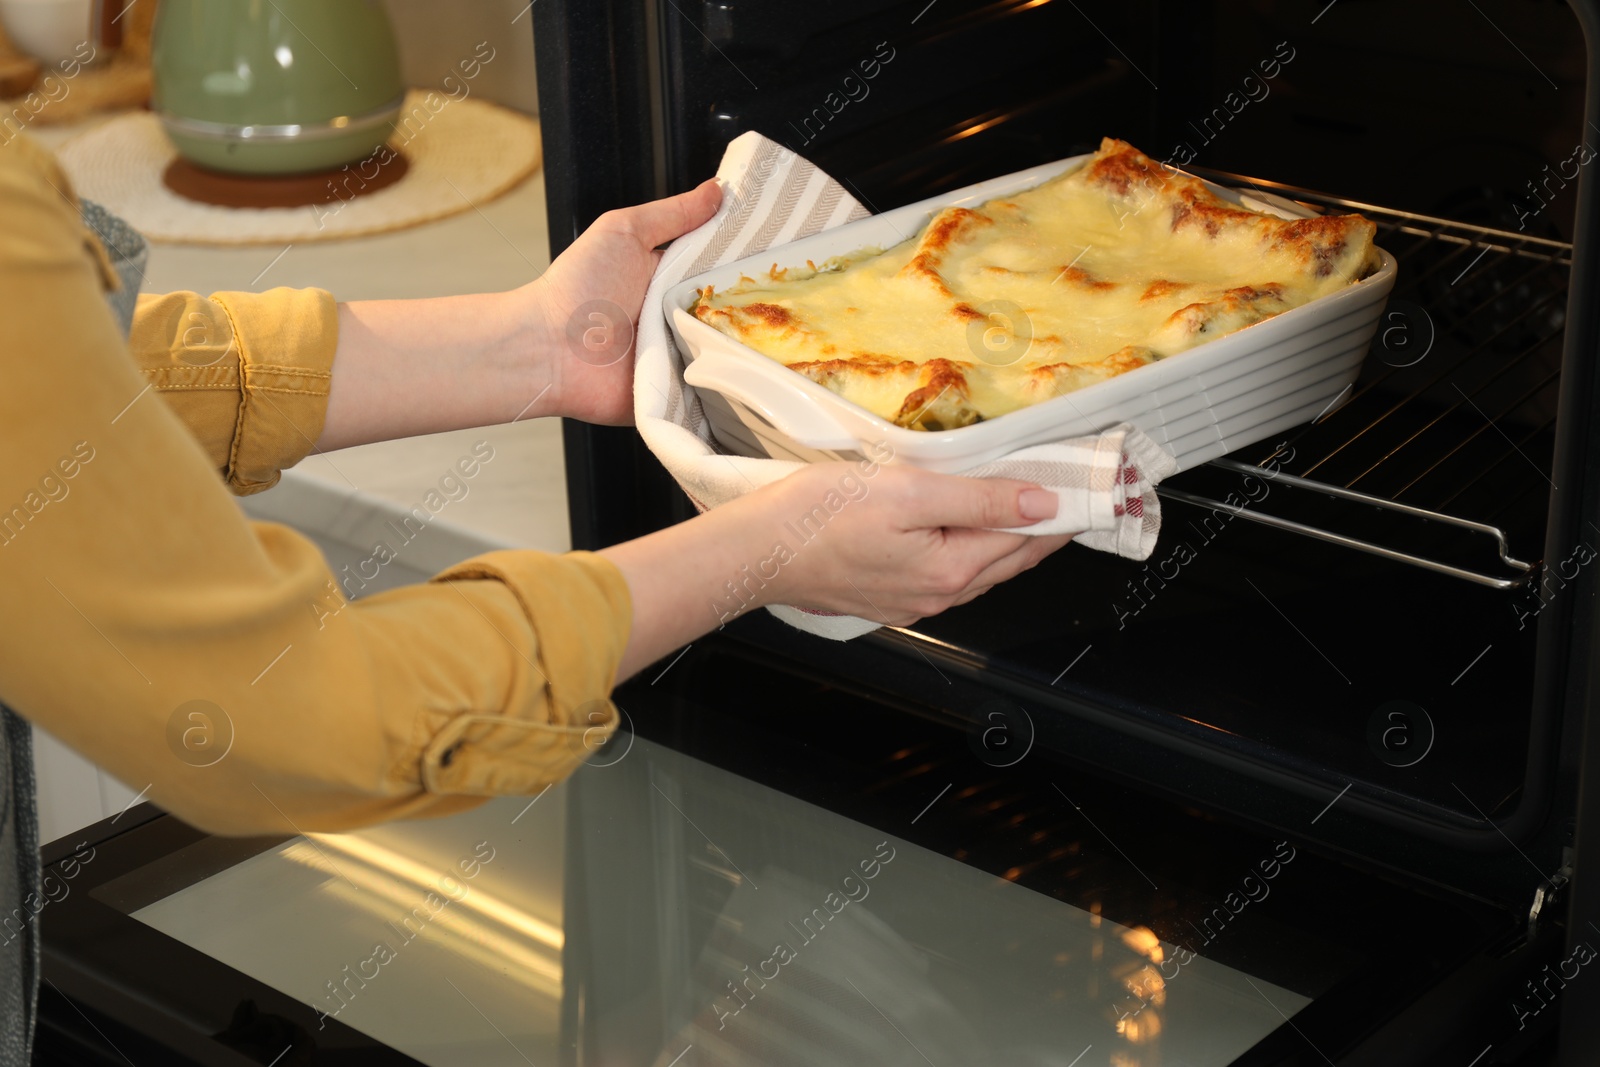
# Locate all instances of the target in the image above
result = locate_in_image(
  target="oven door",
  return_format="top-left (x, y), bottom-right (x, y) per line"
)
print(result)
top-left (36, 660), bottom-right (1550, 1066)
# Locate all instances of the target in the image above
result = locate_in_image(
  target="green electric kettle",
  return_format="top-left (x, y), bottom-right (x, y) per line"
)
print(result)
top-left (151, 0), bottom-right (404, 176)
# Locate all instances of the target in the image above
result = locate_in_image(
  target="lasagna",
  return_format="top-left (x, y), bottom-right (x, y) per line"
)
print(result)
top-left (691, 138), bottom-right (1381, 431)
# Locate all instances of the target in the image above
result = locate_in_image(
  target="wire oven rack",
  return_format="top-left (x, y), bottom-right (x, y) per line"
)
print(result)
top-left (1157, 172), bottom-right (1570, 590)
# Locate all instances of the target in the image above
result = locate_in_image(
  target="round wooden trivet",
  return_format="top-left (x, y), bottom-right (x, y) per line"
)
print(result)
top-left (161, 148), bottom-right (410, 208)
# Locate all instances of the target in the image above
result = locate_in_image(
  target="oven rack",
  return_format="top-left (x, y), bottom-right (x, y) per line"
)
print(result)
top-left (1159, 172), bottom-right (1570, 591)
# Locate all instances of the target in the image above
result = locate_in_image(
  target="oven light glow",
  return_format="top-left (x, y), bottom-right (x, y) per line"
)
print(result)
top-left (951, 116), bottom-right (1005, 141)
top-left (1114, 1009), bottom-right (1162, 1043)
top-left (1120, 924), bottom-right (1164, 964)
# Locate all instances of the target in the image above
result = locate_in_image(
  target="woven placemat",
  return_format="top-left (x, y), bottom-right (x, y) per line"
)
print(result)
top-left (54, 89), bottom-right (541, 245)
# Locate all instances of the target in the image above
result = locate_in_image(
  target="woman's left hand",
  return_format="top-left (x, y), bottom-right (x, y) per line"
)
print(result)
top-left (525, 178), bottom-right (722, 426)
top-left (317, 179), bottom-right (721, 451)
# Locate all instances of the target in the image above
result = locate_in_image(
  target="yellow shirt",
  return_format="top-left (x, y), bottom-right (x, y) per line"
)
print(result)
top-left (0, 134), bottom-right (626, 836)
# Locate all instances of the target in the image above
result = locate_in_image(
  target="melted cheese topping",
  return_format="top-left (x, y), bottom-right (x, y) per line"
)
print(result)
top-left (694, 138), bottom-right (1380, 431)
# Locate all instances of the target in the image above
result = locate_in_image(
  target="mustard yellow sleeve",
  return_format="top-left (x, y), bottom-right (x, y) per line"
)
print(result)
top-left (0, 132), bottom-right (630, 836)
top-left (131, 287), bottom-right (338, 495)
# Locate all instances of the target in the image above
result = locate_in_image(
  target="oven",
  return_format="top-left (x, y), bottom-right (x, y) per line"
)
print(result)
top-left (33, 2), bottom-right (1600, 1065)
top-left (536, 0), bottom-right (1600, 1061)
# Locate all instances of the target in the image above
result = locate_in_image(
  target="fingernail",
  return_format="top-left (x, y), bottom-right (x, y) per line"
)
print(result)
top-left (1019, 488), bottom-right (1057, 521)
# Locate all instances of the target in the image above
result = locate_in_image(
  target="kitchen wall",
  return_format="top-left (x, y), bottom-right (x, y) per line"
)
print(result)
top-left (384, 0), bottom-right (538, 114)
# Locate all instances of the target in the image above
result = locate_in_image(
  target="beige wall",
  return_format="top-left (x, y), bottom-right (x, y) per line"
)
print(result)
top-left (384, 0), bottom-right (539, 115)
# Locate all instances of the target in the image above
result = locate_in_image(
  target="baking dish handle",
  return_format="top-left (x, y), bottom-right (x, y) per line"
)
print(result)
top-left (682, 353), bottom-right (863, 452)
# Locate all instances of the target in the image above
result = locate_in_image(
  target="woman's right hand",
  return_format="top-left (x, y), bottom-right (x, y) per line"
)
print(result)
top-left (600, 461), bottom-right (1073, 680)
top-left (742, 461), bottom-right (1071, 626)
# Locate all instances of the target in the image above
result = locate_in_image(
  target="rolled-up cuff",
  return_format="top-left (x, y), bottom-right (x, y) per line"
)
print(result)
top-left (422, 550), bottom-right (633, 795)
top-left (212, 287), bottom-right (338, 494)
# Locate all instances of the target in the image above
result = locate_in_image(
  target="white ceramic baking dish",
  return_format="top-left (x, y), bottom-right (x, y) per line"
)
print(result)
top-left (665, 154), bottom-right (1397, 474)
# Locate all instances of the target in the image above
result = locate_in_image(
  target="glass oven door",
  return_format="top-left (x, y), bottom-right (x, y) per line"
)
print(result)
top-left (41, 639), bottom-right (1530, 1066)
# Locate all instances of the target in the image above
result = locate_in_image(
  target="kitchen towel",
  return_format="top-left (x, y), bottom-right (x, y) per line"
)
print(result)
top-left (634, 132), bottom-right (1178, 641)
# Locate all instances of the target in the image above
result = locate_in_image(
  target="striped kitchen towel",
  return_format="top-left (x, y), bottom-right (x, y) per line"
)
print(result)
top-left (635, 131), bottom-right (1178, 641)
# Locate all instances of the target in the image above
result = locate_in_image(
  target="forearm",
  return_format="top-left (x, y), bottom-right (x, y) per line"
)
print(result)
top-left (598, 461), bottom-right (1065, 679)
top-left (313, 179), bottom-right (724, 451)
top-left (599, 488), bottom-right (791, 680)
top-left (319, 291), bottom-right (558, 451)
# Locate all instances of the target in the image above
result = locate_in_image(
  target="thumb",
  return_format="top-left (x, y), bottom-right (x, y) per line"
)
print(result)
top-left (622, 178), bottom-right (723, 250)
top-left (904, 473), bottom-right (1059, 530)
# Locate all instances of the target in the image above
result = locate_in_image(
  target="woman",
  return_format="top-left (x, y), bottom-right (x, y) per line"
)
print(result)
top-left (0, 131), bottom-right (1069, 1045)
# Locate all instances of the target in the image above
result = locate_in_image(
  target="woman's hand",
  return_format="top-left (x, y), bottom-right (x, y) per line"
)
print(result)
top-left (750, 463), bottom-right (1070, 625)
top-left (527, 178), bottom-right (722, 426)
top-left (599, 462), bottom-right (1072, 680)
top-left (317, 180), bottom-right (721, 450)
